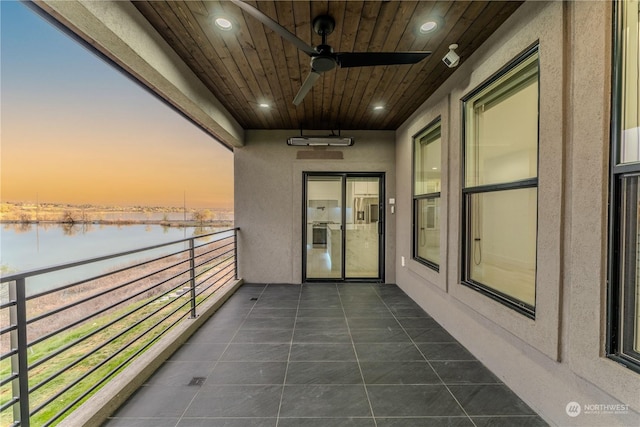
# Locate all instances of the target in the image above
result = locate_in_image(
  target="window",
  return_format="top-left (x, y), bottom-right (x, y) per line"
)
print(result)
top-left (461, 46), bottom-right (539, 317)
top-left (413, 120), bottom-right (441, 269)
top-left (608, 0), bottom-right (640, 373)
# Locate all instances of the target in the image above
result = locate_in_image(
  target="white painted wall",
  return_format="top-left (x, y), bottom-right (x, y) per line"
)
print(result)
top-left (396, 1), bottom-right (640, 426)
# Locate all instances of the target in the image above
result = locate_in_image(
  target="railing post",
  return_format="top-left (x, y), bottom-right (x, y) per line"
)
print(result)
top-left (10, 279), bottom-right (30, 427)
top-left (189, 239), bottom-right (197, 318)
top-left (234, 228), bottom-right (238, 280)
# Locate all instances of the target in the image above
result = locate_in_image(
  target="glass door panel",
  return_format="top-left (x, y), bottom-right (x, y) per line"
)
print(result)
top-left (305, 176), bottom-right (343, 279)
top-left (345, 177), bottom-right (380, 278)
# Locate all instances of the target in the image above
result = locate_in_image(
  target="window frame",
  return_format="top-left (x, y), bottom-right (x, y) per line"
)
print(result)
top-left (607, 0), bottom-right (640, 374)
top-left (460, 44), bottom-right (541, 319)
top-left (412, 118), bottom-right (442, 271)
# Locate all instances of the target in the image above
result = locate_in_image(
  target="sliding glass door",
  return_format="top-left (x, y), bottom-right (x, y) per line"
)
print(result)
top-left (304, 173), bottom-right (384, 282)
top-left (345, 177), bottom-right (381, 278)
top-left (305, 176), bottom-right (343, 279)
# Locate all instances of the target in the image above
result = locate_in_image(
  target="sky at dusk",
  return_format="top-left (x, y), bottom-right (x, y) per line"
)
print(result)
top-left (0, 1), bottom-right (234, 209)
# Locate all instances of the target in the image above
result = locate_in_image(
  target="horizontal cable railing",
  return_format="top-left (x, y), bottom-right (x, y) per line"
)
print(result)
top-left (0, 227), bottom-right (239, 427)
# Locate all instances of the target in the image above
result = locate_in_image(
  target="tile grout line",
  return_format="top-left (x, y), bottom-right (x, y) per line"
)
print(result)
top-left (338, 283), bottom-right (379, 427)
top-left (274, 283), bottom-right (302, 427)
top-left (173, 283), bottom-right (270, 427)
top-left (373, 285), bottom-right (479, 427)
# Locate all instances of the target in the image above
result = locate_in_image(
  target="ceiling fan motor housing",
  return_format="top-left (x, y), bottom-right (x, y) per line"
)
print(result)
top-left (312, 45), bottom-right (337, 72)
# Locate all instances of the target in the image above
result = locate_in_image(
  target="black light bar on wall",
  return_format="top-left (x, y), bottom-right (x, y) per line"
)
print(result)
top-left (287, 136), bottom-right (354, 146)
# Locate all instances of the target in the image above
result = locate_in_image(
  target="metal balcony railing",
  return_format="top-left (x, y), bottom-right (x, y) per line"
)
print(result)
top-left (0, 228), bottom-right (239, 427)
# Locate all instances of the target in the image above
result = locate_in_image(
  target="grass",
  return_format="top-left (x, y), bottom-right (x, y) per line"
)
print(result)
top-left (0, 256), bottom-right (234, 426)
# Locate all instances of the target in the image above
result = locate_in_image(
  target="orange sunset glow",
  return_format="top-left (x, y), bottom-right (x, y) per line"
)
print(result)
top-left (1, 1), bottom-right (233, 210)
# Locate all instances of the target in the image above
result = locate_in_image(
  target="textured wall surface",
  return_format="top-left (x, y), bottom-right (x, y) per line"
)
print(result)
top-left (235, 130), bottom-right (396, 284)
top-left (396, 1), bottom-right (639, 426)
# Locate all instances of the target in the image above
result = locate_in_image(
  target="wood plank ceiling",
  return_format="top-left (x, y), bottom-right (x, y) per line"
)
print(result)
top-left (132, 1), bottom-right (523, 130)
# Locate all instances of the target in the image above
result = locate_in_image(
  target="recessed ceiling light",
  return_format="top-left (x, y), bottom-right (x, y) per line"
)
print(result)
top-left (259, 103), bottom-right (270, 108)
top-left (420, 21), bottom-right (438, 34)
top-left (419, 16), bottom-right (443, 34)
top-left (432, 167), bottom-right (438, 170)
top-left (373, 105), bottom-right (384, 111)
top-left (215, 17), bottom-right (233, 31)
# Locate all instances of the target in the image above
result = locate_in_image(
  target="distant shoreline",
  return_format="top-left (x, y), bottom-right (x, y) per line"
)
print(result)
top-left (0, 201), bottom-right (234, 226)
top-left (0, 219), bottom-right (234, 228)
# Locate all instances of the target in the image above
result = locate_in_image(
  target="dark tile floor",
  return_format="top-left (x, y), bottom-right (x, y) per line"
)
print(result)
top-left (103, 283), bottom-right (548, 427)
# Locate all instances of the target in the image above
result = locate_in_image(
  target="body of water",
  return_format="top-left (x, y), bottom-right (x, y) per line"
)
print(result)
top-left (0, 223), bottom-right (230, 295)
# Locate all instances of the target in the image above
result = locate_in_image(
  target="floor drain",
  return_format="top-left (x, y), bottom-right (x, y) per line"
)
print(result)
top-left (250, 297), bottom-right (258, 301)
top-left (188, 377), bottom-right (206, 386)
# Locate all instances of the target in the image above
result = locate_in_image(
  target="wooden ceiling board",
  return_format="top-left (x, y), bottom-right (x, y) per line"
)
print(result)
top-left (131, 0), bottom-right (524, 131)
top-left (274, 1), bottom-right (302, 126)
top-left (291, 1), bottom-right (313, 127)
top-left (377, 0), bottom-right (482, 129)
top-left (359, 0), bottom-right (446, 129)
top-left (235, 1), bottom-right (290, 127)
top-left (319, 1), bottom-right (345, 127)
top-left (192, 2), bottom-right (275, 128)
top-left (387, 1), bottom-right (520, 128)
top-left (352, 0), bottom-right (432, 127)
top-left (255, 1), bottom-right (297, 127)
top-left (342, 0), bottom-right (404, 128)
top-left (331, 2), bottom-right (384, 129)
top-left (326, 1), bottom-right (364, 130)
top-left (137, 1), bottom-right (253, 127)
top-left (165, 2), bottom-right (261, 127)
top-left (185, 0), bottom-right (208, 17)
top-left (336, 0), bottom-right (382, 129)
top-left (182, 1), bottom-right (260, 126)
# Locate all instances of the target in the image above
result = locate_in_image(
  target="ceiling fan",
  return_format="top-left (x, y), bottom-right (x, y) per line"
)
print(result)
top-left (230, 0), bottom-right (432, 106)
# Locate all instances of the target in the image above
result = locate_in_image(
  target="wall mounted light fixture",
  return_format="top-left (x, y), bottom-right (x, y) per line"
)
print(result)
top-left (287, 136), bottom-right (354, 146)
top-left (287, 129), bottom-right (354, 146)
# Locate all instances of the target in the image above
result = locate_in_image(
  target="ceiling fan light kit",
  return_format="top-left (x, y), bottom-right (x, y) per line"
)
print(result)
top-left (230, 0), bottom-right (432, 106)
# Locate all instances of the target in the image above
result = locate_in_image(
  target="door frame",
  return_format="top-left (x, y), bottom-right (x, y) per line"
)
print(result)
top-left (302, 171), bottom-right (385, 283)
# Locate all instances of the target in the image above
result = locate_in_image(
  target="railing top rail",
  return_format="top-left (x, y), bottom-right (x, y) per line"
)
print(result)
top-left (0, 227), bottom-right (239, 283)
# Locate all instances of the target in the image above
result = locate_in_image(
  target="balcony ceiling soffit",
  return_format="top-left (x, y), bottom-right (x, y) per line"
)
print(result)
top-left (130, 1), bottom-right (524, 131)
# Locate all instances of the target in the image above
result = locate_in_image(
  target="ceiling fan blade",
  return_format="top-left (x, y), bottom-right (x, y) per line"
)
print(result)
top-left (293, 71), bottom-right (322, 106)
top-left (336, 52), bottom-right (431, 68)
top-left (229, 0), bottom-right (316, 56)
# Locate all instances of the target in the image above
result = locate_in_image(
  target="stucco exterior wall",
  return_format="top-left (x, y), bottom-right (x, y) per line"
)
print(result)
top-left (396, 1), bottom-right (639, 426)
top-left (235, 130), bottom-right (396, 284)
